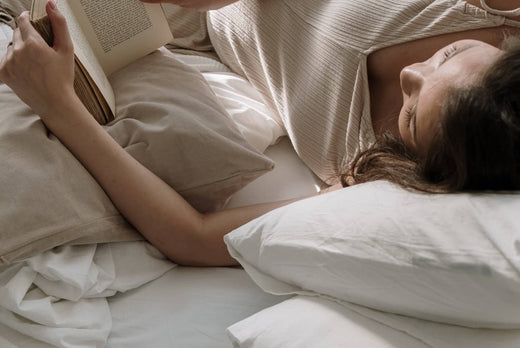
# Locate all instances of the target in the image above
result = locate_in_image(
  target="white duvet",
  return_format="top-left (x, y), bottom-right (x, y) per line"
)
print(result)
top-left (0, 241), bottom-right (174, 347)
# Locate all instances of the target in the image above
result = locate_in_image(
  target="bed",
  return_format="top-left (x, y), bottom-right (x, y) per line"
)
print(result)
top-left (1, 2), bottom-right (520, 347)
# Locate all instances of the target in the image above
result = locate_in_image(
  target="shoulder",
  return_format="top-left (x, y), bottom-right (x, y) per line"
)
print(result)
top-left (464, 0), bottom-right (520, 21)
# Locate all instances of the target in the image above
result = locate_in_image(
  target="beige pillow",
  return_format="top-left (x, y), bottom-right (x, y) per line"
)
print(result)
top-left (0, 48), bottom-right (273, 264)
top-left (0, 0), bottom-right (30, 28)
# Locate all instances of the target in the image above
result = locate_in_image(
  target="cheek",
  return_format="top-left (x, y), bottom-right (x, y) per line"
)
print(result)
top-left (397, 108), bottom-right (410, 143)
top-left (397, 106), bottom-right (417, 152)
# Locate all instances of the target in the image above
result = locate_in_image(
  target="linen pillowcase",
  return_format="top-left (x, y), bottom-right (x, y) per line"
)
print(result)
top-left (0, 0), bottom-right (31, 28)
top-left (107, 48), bottom-right (274, 212)
top-left (227, 296), bottom-right (520, 348)
top-left (0, 48), bottom-right (273, 264)
top-left (224, 180), bottom-right (520, 328)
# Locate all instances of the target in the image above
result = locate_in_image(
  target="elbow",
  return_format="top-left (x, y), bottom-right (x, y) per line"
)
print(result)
top-left (157, 223), bottom-right (237, 267)
top-left (166, 244), bottom-right (237, 267)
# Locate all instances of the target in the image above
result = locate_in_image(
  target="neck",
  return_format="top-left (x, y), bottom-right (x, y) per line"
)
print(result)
top-left (369, 78), bottom-right (402, 139)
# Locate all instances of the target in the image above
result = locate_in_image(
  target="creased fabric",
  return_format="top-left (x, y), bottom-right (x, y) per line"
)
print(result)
top-left (0, 0), bottom-right (30, 28)
top-left (0, 241), bottom-right (175, 348)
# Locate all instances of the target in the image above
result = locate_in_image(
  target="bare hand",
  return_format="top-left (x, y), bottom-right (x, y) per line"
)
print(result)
top-left (0, 1), bottom-right (76, 122)
top-left (139, 0), bottom-right (238, 11)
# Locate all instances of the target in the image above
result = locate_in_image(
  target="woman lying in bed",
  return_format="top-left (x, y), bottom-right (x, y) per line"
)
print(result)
top-left (1, 0), bottom-right (519, 266)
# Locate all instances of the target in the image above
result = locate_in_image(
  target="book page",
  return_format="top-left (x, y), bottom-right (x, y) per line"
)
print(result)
top-left (56, 0), bottom-right (116, 114)
top-left (67, 0), bottom-right (173, 76)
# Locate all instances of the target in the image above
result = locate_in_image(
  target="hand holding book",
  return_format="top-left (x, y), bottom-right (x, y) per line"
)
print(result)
top-left (27, 0), bottom-right (173, 125)
top-left (30, 0), bottom-right (113, 125)
top-left (0, 3), bottom-right (77, 125)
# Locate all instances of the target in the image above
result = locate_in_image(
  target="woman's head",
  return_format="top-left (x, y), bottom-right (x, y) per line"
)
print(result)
top-left (398, 40), bottom-right (503, 155)
top-left (420, 38), bottom-right (520, 191)
top-left (347, 37), bottom-right (520, 192)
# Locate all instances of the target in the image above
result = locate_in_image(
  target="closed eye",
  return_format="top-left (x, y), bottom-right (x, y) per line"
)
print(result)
top-left (404, 104), bottom-right (417, 145)
top-left (439, 43), bottom-right (474, 66)
top-left (404, 104), bottom-right (416, 128)
top-left (440, 45), bottom-right (458, 65)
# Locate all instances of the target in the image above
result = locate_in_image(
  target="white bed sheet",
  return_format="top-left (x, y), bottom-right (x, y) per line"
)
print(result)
top-left (106, 267), bottom-right (290, 348)
top-left (0, 241), bottom-right (175, 348)
top-left (0, 23), bottom-right (12, 58)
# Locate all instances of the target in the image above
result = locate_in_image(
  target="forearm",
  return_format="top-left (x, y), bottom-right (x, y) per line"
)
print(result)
top-left (46, 95), bottom-right (207, 261)
top-left (47, 95), bottom-right (299, 266)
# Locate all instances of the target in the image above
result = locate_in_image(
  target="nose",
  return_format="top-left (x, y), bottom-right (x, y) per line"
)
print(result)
top-left (400, 62), bottom-right (430, 97)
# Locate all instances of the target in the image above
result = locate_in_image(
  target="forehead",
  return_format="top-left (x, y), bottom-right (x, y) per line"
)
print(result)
top-left (414, 44), bottom-right (502, 154)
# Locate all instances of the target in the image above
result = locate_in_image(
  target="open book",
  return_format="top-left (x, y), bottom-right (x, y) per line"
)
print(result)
top-left (30, 0), bottom-right (173, 125)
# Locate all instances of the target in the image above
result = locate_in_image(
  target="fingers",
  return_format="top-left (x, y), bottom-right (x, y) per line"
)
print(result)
top-left (12, 28), bottom-right (22, 50)
top-left (16, 11), bottom-right (37, 41)
top-left (46, 0), bottom-right (73, 53)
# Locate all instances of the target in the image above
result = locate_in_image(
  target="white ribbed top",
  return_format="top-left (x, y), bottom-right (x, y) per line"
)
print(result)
top-left (208, 0), bottom-right (518, 183)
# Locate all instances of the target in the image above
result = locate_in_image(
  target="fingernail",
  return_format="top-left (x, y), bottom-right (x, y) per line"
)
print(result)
top-left (48, 0), bottom-right (56, 10)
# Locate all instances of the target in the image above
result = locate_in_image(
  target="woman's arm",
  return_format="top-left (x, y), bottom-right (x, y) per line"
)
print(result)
top-left (139, 0), bottom-right (239, 11)
top-left (0, 2), bottom-right (303, 267)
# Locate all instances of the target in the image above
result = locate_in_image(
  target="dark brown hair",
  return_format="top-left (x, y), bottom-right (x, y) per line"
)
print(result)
top-left (344, 38), bottom-right (520, 193)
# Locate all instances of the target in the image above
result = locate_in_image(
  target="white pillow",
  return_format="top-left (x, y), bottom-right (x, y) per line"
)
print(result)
top-left (227, 296), bottom-right (424, 348)
top-left (227, 296), bottom-right (520, 348)
top-left (224, 181), bottom-right (520, 328)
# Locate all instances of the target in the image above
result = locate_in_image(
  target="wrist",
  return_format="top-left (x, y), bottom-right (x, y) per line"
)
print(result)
top-left (41, 90), bottom-right (99, 136)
